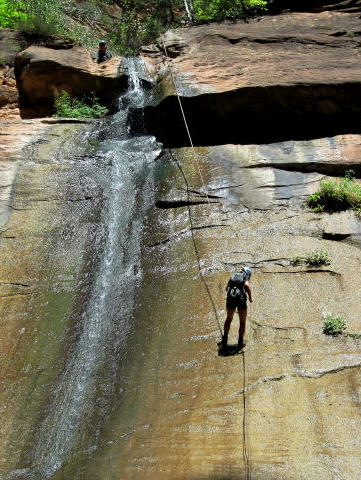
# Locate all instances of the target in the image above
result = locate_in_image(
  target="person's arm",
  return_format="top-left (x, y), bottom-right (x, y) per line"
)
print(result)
top-left (225, 279), bottom-right (231, 293)
top-left (245, 281), bottom-right (253, 302)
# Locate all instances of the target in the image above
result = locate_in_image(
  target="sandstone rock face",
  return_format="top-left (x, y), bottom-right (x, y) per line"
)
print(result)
top-left (0, 29), bottom-right (25, 118)
top-left (0, 121), bottom-right (106, 475)
top-left (268, 0), bottom-right (361, 14)
top-left (139, 11), bottom-right (361, 147)
top-left (1, 9), bottom-right (361, 480)
top-left (60, 134), bottom-right (361, 480)
top-left (0, 66), bottom-right (19, 118)
top-left (15, 44), bottom-right (127, 117)
top-left (0, 119), bottom-right (50, 228)
top-left (2, 123), bottom-right (360, 480)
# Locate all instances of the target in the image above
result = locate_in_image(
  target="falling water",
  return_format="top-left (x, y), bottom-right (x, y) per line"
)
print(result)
top-left (27, 57), bottom-right (162, 479)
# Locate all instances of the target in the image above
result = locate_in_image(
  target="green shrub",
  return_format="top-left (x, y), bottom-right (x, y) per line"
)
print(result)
top-left (323, 315), bottom-right (347, 336)
top-left (193, 0), bottom-right (267, 22)
top-left (308, 170), bottom-right (361, 213)
top-left (110, 6), bottom-right (165, 55)
top-left (54, 91), bottom-right (109, 119)
top-left (305, 249), bottom-right (331, 267)
top-left (110, 0), bottom-right (268, 54)
top-left (291, 249), bottom-right (331, 267)
top-left (0, 0), bottom-right (27, 28)
top-left (2, 0), bottom-right (268, 54)
top-left (16, 0), bottom-right (66, 37)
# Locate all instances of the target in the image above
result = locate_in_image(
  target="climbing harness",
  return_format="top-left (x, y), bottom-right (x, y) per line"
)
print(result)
top-left (161, 35), bottom-right (253, 480)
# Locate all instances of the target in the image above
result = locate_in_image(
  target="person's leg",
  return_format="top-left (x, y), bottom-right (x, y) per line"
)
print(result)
top-left (237, 307), bottom-right (247, 346)
top-left (222, 309), bottom-right (235, 347)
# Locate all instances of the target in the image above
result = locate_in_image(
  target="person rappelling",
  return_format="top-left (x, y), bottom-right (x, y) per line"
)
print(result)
top-left (220, 267), bottom-right (253, 350)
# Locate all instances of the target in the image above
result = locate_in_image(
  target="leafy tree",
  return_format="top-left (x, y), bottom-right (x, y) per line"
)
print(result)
top-left (18, 0), bottom-right (65, 36)
top-left (1, 0), bottom-right (268, 53)
top-left (193, 0), bottom-right (267, 21)
top-left (111, 0), bottom-right (182, 54)
top-left (0, 0), bottom-right (27, 28)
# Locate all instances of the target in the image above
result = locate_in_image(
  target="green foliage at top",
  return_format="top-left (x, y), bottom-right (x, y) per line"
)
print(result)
top-left (18, 0), bottom-right (65, 36)
top-left (54, 91), bottom-right (109, 119)
top-left (0, 0), bottom-right (66, 36)
top-left (308, 170), bottom-right (361, 213)
top-left (0, 0), bottom-right (27, 28)
top-left (193, 0), bottom-right (267, 22)
top-left (111, 1), bottom-right (166, 55)
top-left (291, 249), bottom-right (331, 267)
top-left (323, 315), bottom-right (347, 336)
top-left (111, 0), bottom-right (267, 53)
top-left (0, 0), bottom-right (268, 53)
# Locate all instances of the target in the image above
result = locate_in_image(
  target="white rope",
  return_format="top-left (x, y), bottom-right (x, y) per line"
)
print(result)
top-left (245, 304), bottom-right (253, 479)
top-left (161, 36), bottom-right (211, 206)
top-left (160, 34), bottom-right (253, 478)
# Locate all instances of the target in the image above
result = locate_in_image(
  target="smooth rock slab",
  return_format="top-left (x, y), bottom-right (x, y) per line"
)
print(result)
top-left (139, 12), bottom-right (361, 147)
top-left (66, 135), bottom-right (361, 480)
top-left (15, 45), bottom-right (127, 117)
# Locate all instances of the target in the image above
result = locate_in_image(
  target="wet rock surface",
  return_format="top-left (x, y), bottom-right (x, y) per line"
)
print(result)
top-left (1, 128), bottom-right (361, 479)
top-left (60, 134), bottom-right (361, 480)
top-left (0, 119), bottom-right (49, 226)
top-left (0, 122), bottom-right (107, 476)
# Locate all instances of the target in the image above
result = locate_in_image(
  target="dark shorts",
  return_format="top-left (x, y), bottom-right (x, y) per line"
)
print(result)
top-left (226, 298), bottom-right (247, 311)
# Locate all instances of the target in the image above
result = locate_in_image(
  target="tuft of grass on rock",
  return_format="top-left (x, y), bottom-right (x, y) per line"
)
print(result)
top-left (291, 249), bottom-right (331, 267)
top-left (291, 254), bottom-right (305, 266)
top-left (308, 170), bottom-right (361, 213)
top-left (323, 315), bottom-right (347, 336)
top-left (305, 249), bottom-right (331, 267)
top-left (54, 91), bottom-right (109, 119)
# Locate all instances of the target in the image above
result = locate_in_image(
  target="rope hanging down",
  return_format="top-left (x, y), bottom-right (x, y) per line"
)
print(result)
top-left (161, 34), bottom-right (253, 480)
top-left (160, 36), bottom-right (211, 206)
top-left (161, 35), bottom-right (222, 336)
top-left (242, 304), bottom-right (253, 480)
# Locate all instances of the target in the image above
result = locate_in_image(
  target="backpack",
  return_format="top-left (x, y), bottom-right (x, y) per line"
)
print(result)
top-left (228, 272), bottom-right (246, 301)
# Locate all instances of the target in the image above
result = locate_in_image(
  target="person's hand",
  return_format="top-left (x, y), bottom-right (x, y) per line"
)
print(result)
top-left (249, 298), bottom-right (253, 303)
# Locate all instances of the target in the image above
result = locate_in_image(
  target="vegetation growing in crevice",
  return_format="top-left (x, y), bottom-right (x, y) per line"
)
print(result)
top-left (0, 0), bottom-right (268, 54)
top-left (308, 170), bottom-right (361, 213)
top-left (323, 315), bottom-right (347, 336)
top-left (291, 249), bottom-right (331, 267)
top-left (54, 90), bottom-right (109, 118)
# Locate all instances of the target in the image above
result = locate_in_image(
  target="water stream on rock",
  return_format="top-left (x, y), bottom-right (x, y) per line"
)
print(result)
top-left (27, 58), bottom-right (162, 480)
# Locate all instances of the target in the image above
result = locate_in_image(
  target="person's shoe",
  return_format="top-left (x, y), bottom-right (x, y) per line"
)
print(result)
top-left (218, 334), bottom-right (228, 348)
top-left (238, 337), bottom-right (246, 349)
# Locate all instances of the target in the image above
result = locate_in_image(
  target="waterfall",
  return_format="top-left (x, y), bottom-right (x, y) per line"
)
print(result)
top-left (27, 58), bottom-right (162, 480)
